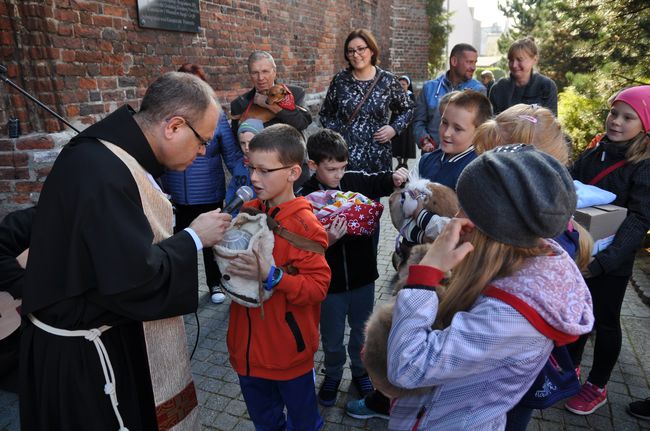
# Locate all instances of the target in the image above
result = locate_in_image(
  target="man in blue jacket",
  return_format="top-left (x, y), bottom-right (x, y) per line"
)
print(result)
top-left (412, 43), bottom-right (486, 152)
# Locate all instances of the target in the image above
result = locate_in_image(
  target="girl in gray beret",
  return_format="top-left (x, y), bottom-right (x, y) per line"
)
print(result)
top-left (382, 145), bottom-right (594, 431)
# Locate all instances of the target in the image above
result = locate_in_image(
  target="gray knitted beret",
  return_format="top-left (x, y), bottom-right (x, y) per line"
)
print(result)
top-left (456, 144), bottom-right (576, 248)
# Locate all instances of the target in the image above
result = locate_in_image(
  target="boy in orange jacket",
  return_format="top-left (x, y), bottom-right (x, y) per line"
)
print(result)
top-left (226, 124), bottom-right (331, 430)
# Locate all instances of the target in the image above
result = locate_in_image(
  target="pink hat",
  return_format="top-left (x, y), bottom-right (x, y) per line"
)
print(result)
top-left (613, 85), bottom-right (650, 133)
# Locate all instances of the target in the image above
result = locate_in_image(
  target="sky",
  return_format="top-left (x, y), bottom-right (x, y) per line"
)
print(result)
top-left (467, 0), bottom-right (508, 29)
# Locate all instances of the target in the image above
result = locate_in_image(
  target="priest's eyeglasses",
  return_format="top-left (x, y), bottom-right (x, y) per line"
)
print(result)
top-left (247, 164), bottom-right (293, 176)
top-left (183, 119), bottom-right (211, 147)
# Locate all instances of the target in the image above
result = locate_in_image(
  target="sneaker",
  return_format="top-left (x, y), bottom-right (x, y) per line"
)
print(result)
top-left (565, 382), bottom-right (607, 415)
top-left (345, 398), bottom-right (389, 420)
top-left (352, 373), bottom-right (375, 398)
top-left (628, 398), bottom-right (650, 420)
top-left (210, 288), bottom-right (226, 304)
top-left (317, 376), bottom-right (340, 407)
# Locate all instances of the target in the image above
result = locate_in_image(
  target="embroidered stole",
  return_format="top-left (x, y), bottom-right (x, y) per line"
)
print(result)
top-left (103, 141), bottom-right (199, 431)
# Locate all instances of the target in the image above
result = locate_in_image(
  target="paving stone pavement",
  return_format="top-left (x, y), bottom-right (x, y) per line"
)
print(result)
top-left (2, 204), bottom-right (650, 431)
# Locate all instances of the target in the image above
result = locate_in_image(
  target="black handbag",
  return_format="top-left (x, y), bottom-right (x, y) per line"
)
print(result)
top-left (519, 345), bottom-right (581, 409)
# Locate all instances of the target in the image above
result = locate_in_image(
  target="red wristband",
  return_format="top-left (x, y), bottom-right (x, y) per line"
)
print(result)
top-left (407, 265), bottom-right (444, 287)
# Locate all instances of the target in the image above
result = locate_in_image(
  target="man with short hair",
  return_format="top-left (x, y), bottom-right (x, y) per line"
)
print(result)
top-left (230, 50), bottom-right (312, 135)
top-left (19, 72), bottom-right (232, 431)
top-left (412, 43), bottom-right (486, 152)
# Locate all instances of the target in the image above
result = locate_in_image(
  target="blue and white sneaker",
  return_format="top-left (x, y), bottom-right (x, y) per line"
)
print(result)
top-left (345, 398), bottom-right (389, 420)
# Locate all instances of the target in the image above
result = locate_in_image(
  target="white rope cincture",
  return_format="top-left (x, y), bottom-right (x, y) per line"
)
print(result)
top-left (28, 314), bottom-right (129, 431)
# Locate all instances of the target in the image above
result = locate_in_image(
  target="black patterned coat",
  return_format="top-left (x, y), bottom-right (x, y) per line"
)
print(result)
top-left (319, 67), bottom-right (414, 173)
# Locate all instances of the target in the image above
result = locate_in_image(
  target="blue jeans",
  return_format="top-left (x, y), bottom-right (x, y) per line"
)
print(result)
top-left (320, 283), bottom-right (375, 380)
top-left (238, 370), bottom-right (323, 431)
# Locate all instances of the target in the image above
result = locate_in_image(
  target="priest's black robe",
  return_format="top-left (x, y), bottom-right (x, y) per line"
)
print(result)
top-left (19, 106), bottom-right (199, 431)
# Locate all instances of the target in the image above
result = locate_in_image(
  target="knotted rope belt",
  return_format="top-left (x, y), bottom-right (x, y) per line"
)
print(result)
top-left (28, 313), bottom-right (129, 431)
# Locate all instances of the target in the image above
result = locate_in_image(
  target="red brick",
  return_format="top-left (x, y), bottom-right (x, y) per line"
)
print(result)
top-left (74, 1), bottom-right (101, 13)
top-left (103, 5), bottom-right (127, 17)
top-left (66, 105), bottom-right (80, 117)
top-left (0, 139), bottom-right (14, 151)
top-left (102, 90), bottom-right (126, 102)
top-left (55, 63), bottom-right (84, 76)
top-left (54, 8), bottom-right (77, 23)
top-left (15, 135), bottom-right (54, 150)
top-left (53, 35), bottom-right (82, 49)
top-left (12, 193), bottom-right (32, 204)
top-left (97, 77), bottom-right (118, 90)
top-left (61, 49), bottom-right (75, 62)
top-left (99, 40), bottom-right (114, 51)
top-left (57, 23), bottom-right (73, 36)
top-left (0, 31), bottom-right (12, 44)
top-left (0, 152), bottom-right (28, 167)
top-left (79, 77), bottom-right (97, 89)
top-left (0, 181), bottom-right (11, 193)
top-left (45, 118), bottom-right (64, 133)
top-left (93, 15), bottom-right (113, 27)
top-left (104, 53), bottom-right (124, 65)
top-left (36, 166), bottom-right (51, 179)
top-left (75, 25), bottom-right (100, 38)
top-left (0, 168), bottom-right (29, 180)
top-left (47, 47), bottom-right (61, 59)
top-left (15, 181), bottom-right (43, 193)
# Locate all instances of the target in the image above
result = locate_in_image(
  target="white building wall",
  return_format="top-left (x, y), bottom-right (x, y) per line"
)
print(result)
top-left (444, 0), bottom-right (480, 67)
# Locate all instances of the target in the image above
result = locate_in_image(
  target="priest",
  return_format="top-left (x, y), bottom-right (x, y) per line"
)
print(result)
top-left (19, 72), bottom-right (231, 430)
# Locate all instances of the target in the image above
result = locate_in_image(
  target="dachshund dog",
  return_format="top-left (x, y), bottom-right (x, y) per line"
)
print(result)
top-left (238, 84), bottom-right (294, 123)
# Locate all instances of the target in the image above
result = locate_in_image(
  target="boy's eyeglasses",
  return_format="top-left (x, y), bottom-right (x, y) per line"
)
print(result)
top-left (247, 165), bottom-right (293, 176)
top-left (346, 46), bottom-right (369, 57)
top-left (183, 119), bottom-right (211, 147)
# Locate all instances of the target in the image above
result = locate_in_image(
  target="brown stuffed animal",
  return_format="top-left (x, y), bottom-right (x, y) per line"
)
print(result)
top-left (389, 178), bottom-right (459, 270)
top-left (388, 178), bottom-right (459, 234)
top-left (362, 244), bottom-right (440, 399)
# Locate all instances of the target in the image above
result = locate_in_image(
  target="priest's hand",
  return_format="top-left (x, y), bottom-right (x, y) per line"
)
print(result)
top-left (189, 209), bottom-right (231, 247)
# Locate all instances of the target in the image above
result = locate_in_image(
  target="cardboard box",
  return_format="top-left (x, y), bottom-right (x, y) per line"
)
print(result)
top-left (573, 204), bottom-right (627, 241)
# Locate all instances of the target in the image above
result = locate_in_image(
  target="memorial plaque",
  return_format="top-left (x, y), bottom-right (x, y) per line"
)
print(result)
top-left (137, 0), bottom-right (200, 33)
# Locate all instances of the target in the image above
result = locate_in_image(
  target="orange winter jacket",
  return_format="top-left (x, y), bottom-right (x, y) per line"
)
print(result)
top-left (227, 197), bottom-right (331, 380)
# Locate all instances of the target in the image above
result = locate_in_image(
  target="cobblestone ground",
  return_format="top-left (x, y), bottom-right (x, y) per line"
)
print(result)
top-left (2, 202), bottom-right (650, 431)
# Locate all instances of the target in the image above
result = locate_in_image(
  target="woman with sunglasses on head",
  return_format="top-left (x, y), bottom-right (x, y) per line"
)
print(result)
top-left (319, 28), bottom-right (414, 178)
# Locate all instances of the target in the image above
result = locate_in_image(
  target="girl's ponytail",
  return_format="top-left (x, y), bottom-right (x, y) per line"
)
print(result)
top-left (572, 220), bottom-right (594, 271)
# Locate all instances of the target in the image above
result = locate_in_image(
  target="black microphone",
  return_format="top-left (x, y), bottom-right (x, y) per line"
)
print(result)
top-left (223, 185), bottom-right (254, 214)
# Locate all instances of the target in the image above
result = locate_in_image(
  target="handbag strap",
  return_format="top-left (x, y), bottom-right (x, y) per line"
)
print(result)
top-left (346, 70), bottom-right (383, 126)
top-left (588, 160), bottom-right (627, 185)
top-left (483, 286), bottom-right (578, 346)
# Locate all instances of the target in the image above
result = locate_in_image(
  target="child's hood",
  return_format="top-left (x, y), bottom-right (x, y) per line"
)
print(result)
top-left (489, 240), bottom-right (594, 338)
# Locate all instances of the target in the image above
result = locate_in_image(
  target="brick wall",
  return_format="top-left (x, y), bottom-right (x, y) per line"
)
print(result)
top-left (0, 0), bottom-right (429, 216)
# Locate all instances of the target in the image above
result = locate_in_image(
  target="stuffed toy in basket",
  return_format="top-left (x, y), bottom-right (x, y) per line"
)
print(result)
top-left (305, 190), bottom-right (383, 236)
top-left (213, 212), bottom-right (275, 307)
